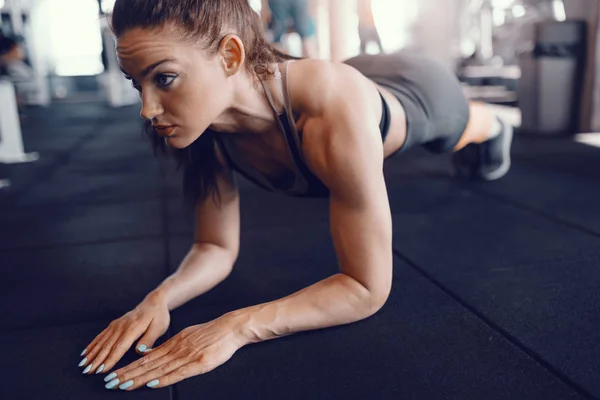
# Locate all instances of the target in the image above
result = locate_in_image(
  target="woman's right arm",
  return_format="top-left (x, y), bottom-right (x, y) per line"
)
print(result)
top-left (79, 147), bottom-right (240, 375)
top-left (151, 148), bottom-right (241, 311)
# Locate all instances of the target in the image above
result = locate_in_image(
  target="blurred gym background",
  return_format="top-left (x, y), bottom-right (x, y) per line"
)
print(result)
top-left (1, 1), bottom-right (598, 157)
top-left (1, 3), bottom-right (600, 399)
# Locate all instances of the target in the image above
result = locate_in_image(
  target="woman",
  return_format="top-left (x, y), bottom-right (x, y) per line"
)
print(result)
top-left (357, 0), bottom-right (383, 54)
top-left (79, 0), bottom-right (512, 391)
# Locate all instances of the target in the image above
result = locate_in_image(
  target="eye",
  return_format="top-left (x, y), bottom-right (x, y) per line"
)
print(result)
top-left (156, 74), bottom-right (177, 88)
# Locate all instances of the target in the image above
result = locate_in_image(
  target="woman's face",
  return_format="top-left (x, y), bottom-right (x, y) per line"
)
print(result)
top-left (117, 26), bottom-right (231, 149)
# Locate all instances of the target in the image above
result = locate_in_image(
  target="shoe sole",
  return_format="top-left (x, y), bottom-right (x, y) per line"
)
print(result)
top-left (479, 121), bottom-right (513, 181)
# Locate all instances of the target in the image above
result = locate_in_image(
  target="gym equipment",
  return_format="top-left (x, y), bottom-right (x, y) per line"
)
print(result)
top-left (0, 78), bottom-right (38, 164)
top-left (518, 20), bottom-right (588, 135)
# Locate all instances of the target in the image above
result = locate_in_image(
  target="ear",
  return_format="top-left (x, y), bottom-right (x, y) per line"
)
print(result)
top-left (218, 34), bottom-right (246, 77)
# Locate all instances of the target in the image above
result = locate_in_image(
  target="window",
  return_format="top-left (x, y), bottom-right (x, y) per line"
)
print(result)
top-left (46, 0), bottom-right (103, 76)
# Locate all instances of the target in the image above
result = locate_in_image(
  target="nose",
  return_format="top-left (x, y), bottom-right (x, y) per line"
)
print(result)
top-left (139, 92), bottom-right (164, 121)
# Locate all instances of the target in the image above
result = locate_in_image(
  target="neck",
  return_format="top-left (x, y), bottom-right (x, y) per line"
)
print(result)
top-left (209, 67), bottom-right (279, 135)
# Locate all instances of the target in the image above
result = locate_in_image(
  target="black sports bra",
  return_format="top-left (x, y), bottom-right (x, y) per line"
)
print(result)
top-left (216, 61), bottom-right (391, 198)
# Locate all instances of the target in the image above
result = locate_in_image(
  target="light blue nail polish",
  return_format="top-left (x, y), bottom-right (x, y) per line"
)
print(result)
top-left (104, 372), bottom-right (117, 382)
top-left (80, 348), bottom-right (87, 357)
top-left (137, 344), bottom-right (147, 352)
top-left (147, 379), bottom-right (159, 388)
top-left (119, 380), bottom-right (134, 390)
top-left (96, 364), bottom-right (105, 374)
top-left (78, 358), bottom-right (87, 367)
top-left (83, 364), bottom-right (92, 374)
top-left (105, 378), bottom-right (120, 389)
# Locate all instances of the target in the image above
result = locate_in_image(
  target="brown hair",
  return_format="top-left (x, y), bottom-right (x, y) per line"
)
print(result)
top-left (111, 0), bottom-right (298, 205)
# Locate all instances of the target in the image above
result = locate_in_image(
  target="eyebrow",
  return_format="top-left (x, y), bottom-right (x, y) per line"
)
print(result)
top-left (120, 58), bottom-right (176, 78)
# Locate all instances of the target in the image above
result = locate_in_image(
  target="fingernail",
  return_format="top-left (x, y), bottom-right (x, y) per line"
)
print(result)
top-left (137, 344), bottom-right (147, 352)
top-left (80, 348), bottom-right (87, 357)
top-left (78, 357), bottom-right (87, 367)
top-left (105, 378), bottom-right (120, 389)
top-left (104, 372), bottom-right (117, 382)
top-left (96, 364), bottom-right (105, 374)
top-left (83, 364), bottom-right (92, 374)
top-left (119, 380), bottom-right (134, 390)
top-left (147, 379), bottom-right (159, 388)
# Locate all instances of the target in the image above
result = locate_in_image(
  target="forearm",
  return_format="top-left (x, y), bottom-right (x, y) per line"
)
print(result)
top-left (230, 273), bottom-right (386, 345)
top-left (152, 243), bottom-right (237, 311)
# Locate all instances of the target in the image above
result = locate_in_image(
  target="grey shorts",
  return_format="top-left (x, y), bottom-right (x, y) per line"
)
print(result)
top-left (344, 51), bottom-right (470, 154)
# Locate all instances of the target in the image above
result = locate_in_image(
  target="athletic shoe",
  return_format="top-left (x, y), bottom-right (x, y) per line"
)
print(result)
top-left (452, 117), bottom-right (513, 181)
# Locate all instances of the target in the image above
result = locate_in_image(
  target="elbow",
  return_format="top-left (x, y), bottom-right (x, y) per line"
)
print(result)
top-left (192, 241), bottom-right (239, 270)
top-left (364, 277), bottom-right (392, 315)
top-left (368, 288), bottom-right (390, 315)
top-left (352, 283), bottom-right (390, 318)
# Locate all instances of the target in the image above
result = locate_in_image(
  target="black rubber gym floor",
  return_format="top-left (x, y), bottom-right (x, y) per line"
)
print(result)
top-left (1, 103), bottom-right (599, 400)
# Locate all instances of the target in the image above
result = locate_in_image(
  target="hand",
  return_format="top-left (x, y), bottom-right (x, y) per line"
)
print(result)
top-left (78, 292), bottom-right (171, 376)
top-left (103, 314), bottom-right (244, 391)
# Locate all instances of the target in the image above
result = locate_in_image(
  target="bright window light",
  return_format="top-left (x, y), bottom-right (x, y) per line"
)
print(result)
top-left (372, 0), bottom-right (419, 52)
top-left (249, 0), bottom-right (262, 13)
top-left (47, 0), bottom-right (103, 76)
top-left (512, 5), bottom-right (526, 18)
top-left (101, 0), bottom-right (116, 14)
top-left (552, 0), bottom-right (566, 22)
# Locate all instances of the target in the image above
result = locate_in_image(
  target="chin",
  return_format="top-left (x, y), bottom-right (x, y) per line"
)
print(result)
top-left (163, 135), bottom-right (188, 149)
top-left (166, 133), bottom-right (203, 149)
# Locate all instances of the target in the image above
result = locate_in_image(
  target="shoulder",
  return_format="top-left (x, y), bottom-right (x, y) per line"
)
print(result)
top-left (286, 58), bottom-right (375, 118)
top-left (286, 59), bottom-right (385, 196)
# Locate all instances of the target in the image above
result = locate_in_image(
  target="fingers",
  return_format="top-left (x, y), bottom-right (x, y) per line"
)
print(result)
top-left (81, 328), bottom-right (122, 375)
top-left (80, 317), bottom-right (149, 376)
top-left (148, 361), bottom-right (215, 389)
top-left (79, 325), bottom-right (110, 364)
top-left (104, 346), bottom-right (175, 390)
top-left (79, 327), bottom-right (116, 372)
top-left (110, 343), bottom-right (173, 378)
top-left (135, 317), bottom-right (169, 355)
top-left (80, 326), bottom-right (108, 359)
top-left (107, 353), bottom-right (189, 391)
top-left (93, 330), bottom-right (138, 374)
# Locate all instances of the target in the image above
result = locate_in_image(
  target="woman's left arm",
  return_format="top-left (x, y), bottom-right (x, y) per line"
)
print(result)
top-left (231, 87), bottom-right (394, 344)
top-left (107, 66), bottom-right (393, 391)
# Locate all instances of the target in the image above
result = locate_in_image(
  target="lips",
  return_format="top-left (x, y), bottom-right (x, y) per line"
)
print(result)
top-left (154, 125), bottom-right (176, 137)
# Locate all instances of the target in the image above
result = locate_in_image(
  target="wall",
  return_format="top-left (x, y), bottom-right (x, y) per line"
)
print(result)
top-left (565, 0), bottom-right (600, 132)
top-left (405, 0), bottom-right (466, 70)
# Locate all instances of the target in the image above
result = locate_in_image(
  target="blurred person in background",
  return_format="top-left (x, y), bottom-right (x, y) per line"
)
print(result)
top-left (0, 34), bottom-right (36, 112)
top-left (261, 0), bottom-right (318, 58)
top-left (357, 0), bottom-right (383, 54)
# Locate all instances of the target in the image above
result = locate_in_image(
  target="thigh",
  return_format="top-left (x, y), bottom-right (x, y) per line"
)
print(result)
top-left (345, 52), bottom-right (470, 154)
top-left (388, 52), bottom-right (470, 154)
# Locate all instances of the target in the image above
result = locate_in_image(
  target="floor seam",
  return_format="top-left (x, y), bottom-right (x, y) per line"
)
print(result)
top-left (392, 248), bottom-right (597, 400)
top-left (465, 185), bottom-right (600, 240)
top-left (0, 232), bottom-right (167, 253)
top-left (411, 161), bottom-right (600, 241)
top-left (160, 165), bottom-right (178, 400)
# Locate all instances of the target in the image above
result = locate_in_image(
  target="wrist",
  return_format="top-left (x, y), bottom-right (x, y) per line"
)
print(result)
top-left (224, 305), bottom-right (264, 347)
top-left (146, 277), bottom-right (176, 308)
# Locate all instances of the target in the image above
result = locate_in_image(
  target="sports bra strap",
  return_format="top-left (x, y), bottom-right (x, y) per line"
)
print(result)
top-left (280, 61), bottom-right (307, 162)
